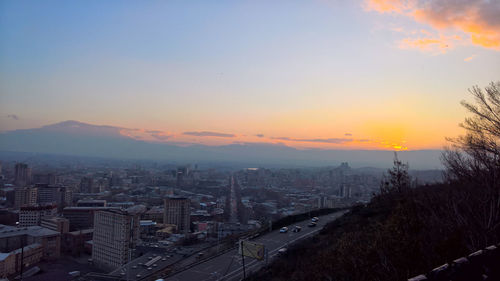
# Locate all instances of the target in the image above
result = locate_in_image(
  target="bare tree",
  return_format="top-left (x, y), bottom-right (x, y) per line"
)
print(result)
top-left (442, 81), bottom-right (500, 240)
top-left (443, 82), bottom-right (500, 184)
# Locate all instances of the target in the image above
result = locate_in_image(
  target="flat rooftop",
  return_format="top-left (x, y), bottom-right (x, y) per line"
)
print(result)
top-left (0, 224), bottom-right (59, 239)
top-left (63, 207), bottom-right (119, 211)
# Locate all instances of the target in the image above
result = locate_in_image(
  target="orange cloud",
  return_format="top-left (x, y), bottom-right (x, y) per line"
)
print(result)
top-left (365, 0), bottom-right (416, 13)
top-left (119, 128), bottom-right (173, 142)
top-left (398, 34), bottom-right (461, 53)
top-left (366, 0), bottom-right (500, 50)
top-left (464, 54), bottom-right (477, 62)
top-left (400, 37), bottom-right (446, 51)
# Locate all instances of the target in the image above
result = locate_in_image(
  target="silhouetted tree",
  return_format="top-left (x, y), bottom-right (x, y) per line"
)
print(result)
top-left (443, 81), bottom-right (500, 185)
top-left (380, 152), bottom-right (411, 194)
top-left (442, 81), bottom-right (500, 244)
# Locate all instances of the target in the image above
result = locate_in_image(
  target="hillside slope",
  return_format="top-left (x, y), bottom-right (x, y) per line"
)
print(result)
top-left (247, 182), bottom-right (500, 281)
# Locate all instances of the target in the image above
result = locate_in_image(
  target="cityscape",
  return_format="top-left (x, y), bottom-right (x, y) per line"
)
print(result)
top-left (0, 149), bottom-right (445, 280)
top-left (1, 0), bottom-right (499, 281)
top-left (0, 156), bottom-right (385, 280)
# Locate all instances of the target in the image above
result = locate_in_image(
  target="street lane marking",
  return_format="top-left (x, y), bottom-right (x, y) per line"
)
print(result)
top-left (221, 227), bottom-right (325, 280)
top-left (170, 211), bottom-right (348, 281)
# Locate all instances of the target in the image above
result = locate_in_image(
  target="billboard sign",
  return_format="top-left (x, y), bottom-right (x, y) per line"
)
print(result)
top-left (239, 240), bottom-right (265, 260)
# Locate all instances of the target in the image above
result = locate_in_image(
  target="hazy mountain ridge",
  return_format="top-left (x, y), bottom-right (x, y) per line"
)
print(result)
top-left (0, 121), bottom-right (444, 169)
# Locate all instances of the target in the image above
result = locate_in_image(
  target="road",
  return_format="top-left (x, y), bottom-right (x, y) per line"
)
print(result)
top-left (166, 210), bottom-right (348, 281)
top-left (228, 175), bottom-right (238, 223)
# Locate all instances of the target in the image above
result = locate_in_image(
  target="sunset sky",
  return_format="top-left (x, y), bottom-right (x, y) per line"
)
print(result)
top-left (1, 0), bottom-right (499, 150)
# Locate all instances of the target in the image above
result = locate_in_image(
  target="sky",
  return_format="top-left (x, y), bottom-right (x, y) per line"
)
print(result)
top-left (1, 0), bottom-right (499, 150)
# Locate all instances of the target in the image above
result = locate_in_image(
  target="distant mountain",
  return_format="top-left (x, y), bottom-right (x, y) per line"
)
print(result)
top-left (0, 121), bottom-right (444, 169)
top-left (37, 120), bottom-right (127, 138)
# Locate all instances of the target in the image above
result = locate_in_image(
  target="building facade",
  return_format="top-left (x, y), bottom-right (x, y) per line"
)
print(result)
top-left (91, 208), bottom-right (140, 270)
top-left (14, 163), bottom-right (31, 187)
top-left (63, 207), bottom-right (118, 231)
top-left (14, 187), bottom-right (38, 209)
top-left (41, 217), bottom-right (69, 233)
top-left (19, 205), bottom-right (57, 227)
top-left (164, 197), bottom-right (190, 234)
top-left (0, 224), bottom-right (61, 261)
top-left (79, 177), bottom-right (93, 193)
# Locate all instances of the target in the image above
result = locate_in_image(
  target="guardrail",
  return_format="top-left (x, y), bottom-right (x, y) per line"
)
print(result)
top-left (408, 243), bottom-right (500, 281)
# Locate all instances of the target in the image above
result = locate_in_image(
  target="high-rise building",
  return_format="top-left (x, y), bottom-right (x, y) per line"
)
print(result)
top-left (79, 177), bottom-right (93, 193)
top-left (19, 204), bottom-right (57, 227)
top-left (14, 187), bottom-right (38, 209)
top-left (110, 173), bottom-right (121, 187)
top-left (94, 178), bottom-right (109, 193)
top-left (163, 197), bottom-right (190, 234)
top-left (14, 163), bottom-right (31, 187)
top-left (339, 184), bottom-right (351, 198)
top-left (36, 184), bottom-right (61, 205)
top-left (176, 166), bottom-right (190, 187)
top-left (91, 206), bottom-right (143, 270)
top-left (33, 173), bottom-right (56, 185)
top-left (61, 186), bottom-right (73, 207)
top-left (35, 184), bottom-right (72, 209)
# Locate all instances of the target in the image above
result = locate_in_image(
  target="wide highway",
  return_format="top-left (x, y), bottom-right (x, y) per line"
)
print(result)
top-left (166, 210), bottom-right (348, 281)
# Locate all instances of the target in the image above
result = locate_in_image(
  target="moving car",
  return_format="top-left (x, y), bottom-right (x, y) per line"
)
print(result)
top-left (280, 227), bottom-right (288, 233)
top-left (308, 222), bottom-right (317, 227)
top-left (311, 217), bottom-right (319, 222)
top-left (292, 225), bottom-right (302, 232)
top-left (278, 248), bottom-right (287, 255)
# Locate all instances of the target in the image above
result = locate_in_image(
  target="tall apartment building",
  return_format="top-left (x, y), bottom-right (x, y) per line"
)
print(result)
top-left (94, 178), bottom-right (109, 193)
top-left (79, 177), bottom-right (93, 193)
top-left (36, 184), bottom-right (72, 209)
top-left (14, 163), bottom-right (31, 187)
top-left (163, 197), bottom-right (190, 234)
top-left (19, 205), bottom-right (57, 227)
top-left (339, 184), bottom-right (352, 198)
top-left (13, 187), bottom-right (38, 209)
top-left (36, 184), bottom-right (61, 204)
top-left (91, 206), bottom-right (143, 270)
top-left (32, 173), bottom-right (56, 185)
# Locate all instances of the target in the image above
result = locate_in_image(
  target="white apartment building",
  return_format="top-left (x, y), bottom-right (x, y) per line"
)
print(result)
top-left (19, 205), bottom-right (57, 227)
top-left (91, 207), bottom-right (142, 270)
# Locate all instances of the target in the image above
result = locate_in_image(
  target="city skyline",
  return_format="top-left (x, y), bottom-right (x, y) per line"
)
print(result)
top-left (1, 0), bottom-right (500, 151)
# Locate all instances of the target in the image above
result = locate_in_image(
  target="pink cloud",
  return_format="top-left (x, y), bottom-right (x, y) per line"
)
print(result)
top-left (365, 0), bottom-right (500, 50)
top-left (365, 0), bottom-right (416, 13)
top-left (464, 54), bottom-right (477, 62)
top-left (398, 34), bottom-right (462, 53)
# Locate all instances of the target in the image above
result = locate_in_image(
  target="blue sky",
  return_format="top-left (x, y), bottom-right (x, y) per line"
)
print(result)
top-left (1, 0), bottom-right (499, 150)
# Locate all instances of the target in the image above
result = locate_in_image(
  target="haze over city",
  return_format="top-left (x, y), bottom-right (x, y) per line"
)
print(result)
top-left (0, 1), bottom-right (499, 281)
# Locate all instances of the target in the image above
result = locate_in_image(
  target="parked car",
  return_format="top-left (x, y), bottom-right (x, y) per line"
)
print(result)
top-left (280, 227), bottom-right (288, 233)
top-left (292, 226), bottom-right (302, 232)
